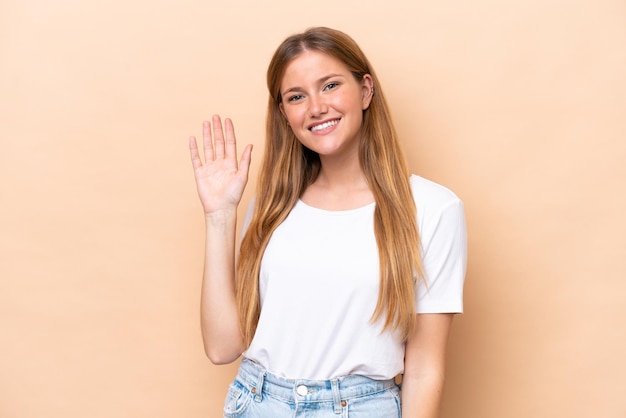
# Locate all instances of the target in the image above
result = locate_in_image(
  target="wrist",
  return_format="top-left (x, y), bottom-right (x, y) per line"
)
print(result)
top-left (204, 208), bottom-right (237, 225)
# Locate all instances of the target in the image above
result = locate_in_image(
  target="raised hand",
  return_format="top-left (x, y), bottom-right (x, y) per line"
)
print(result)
top-left (189, 115), bottom-right (253, 215)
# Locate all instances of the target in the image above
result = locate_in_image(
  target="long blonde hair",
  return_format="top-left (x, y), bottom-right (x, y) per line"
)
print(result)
top-left (237, 27), bottom-right (423, 346)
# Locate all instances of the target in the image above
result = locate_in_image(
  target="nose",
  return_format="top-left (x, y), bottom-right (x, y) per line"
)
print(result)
top-left (308, 94), bottom-right (328, 117)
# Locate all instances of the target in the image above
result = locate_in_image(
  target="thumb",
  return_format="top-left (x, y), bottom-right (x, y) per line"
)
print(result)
top-left (238, 144), bottom-right (253, 178)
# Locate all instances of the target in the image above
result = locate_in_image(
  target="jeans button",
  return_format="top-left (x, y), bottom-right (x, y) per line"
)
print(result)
top-left (296, 385), bottom-right (308, 396)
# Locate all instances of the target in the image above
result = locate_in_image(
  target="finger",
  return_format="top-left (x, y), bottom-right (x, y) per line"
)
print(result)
top-left (212, 114), bottom-right (226, 159)
top-left (224, 118), bottom-right (237, 161)
top-left (188, 136), bottom-right (203, 170)
top-left (202, 120), bottom-right (214, 162)
top-left (237, 144), bottom-right (253, 180)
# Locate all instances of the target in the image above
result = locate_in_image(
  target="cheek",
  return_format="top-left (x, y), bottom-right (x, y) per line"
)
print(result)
top-left (280, 111), bottom-right (300, 137)
top-left (283, 109), bottom-right (303, 129)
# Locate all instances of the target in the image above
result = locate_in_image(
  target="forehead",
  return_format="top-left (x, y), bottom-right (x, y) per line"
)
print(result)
top-left (280, 50), bottom-right (351, 88)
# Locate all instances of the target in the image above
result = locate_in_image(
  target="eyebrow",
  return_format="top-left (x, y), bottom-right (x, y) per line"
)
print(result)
top-left (281, 73), bottom-right (343, 96)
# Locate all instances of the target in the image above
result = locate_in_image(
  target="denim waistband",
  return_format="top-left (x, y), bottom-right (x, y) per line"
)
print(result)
top-left (237, 358), bottom-right (397, 410)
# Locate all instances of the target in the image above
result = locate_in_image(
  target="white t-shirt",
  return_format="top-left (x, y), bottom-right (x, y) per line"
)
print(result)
top-left (242, 175), bottom-right (467, 380)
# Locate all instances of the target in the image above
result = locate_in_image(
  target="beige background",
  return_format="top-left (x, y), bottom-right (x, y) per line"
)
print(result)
top-left (1, 0), bottom-right (625, 417)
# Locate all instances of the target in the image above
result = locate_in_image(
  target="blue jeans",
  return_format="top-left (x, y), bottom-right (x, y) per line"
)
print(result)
top-left (223, 358), bottom-right (401, 417)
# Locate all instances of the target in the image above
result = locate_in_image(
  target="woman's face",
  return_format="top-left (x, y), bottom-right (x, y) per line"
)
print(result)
top-left (279, 50), bottom-right (373, 161)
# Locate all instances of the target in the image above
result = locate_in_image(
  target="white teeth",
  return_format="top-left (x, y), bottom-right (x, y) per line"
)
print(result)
top-left (310, 119), bottom-right (339, 132)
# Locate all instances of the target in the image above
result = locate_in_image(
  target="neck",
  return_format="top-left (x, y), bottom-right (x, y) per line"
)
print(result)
top-left (315, 151), bottom-right (367, 191)
top-left (300, 151), bottom-right (374, 211)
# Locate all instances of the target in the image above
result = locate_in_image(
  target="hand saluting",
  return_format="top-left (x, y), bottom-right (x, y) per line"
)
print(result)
top-left (188, 115), bottom-right (253, 215)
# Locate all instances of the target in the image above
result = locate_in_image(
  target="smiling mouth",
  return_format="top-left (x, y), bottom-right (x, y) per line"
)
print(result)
top-left (309, 119), bottom-right (340, 132)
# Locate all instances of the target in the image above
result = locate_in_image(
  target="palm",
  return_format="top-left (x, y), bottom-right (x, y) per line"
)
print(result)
top-left (189, 116), bottom-right (252, 214)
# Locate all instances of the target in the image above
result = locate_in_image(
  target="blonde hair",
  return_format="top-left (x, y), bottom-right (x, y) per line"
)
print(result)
top-left (236, 27), bottom-right (423, 346)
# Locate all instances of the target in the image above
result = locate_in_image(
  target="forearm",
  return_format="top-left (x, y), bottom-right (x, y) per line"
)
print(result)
top-left (200, 209), bottom-right (244, 364)
top-left (401, 372), bottom-right (445, 418)
top-left (401, 313), bottom-right (454, 418)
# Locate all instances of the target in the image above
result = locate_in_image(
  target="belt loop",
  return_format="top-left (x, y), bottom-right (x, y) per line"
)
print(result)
top-left (330, 378), bottom-right (342, 414)
top-left (253, 367), bottom-right (266, 403)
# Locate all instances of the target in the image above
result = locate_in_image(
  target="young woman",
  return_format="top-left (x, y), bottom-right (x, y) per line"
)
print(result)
top-left (189, 27), bottom-right (466, 418)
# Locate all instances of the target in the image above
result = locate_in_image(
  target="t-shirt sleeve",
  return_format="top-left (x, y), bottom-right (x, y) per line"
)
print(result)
top-left (415, 198), bottom-right (467, 313)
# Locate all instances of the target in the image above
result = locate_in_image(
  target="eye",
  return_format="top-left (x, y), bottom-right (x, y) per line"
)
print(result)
top-left (323, 82), bottom-right (339, 91)
top-left (287, 94), bottom-right (304, 103)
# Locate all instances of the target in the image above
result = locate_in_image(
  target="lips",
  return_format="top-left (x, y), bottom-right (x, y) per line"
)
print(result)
top-left (309, 118), bottom-right (340, 132)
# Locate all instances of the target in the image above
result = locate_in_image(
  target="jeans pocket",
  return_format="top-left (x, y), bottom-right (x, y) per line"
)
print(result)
top-left (345, 386), bottom-right (402, 418)
top-left (392, 386), bottom-right (402, 418)
top-left (223, 380), bottom-right (252, 418)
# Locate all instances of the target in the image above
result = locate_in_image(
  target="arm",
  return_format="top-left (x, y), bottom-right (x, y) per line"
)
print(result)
top-left (188, 115), bottom-right (253, 364)
top-left (401, 313), bottom-right (454, 418)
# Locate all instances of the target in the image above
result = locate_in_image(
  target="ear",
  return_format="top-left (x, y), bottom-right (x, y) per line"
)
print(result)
top-left (361, 74), bottom-right (374, 110)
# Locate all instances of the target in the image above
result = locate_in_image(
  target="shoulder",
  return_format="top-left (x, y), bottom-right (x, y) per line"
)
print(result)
top-left (409, 175), bottom-right (465, 241)
top-left (409, 175), bottom-right (463, 213)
